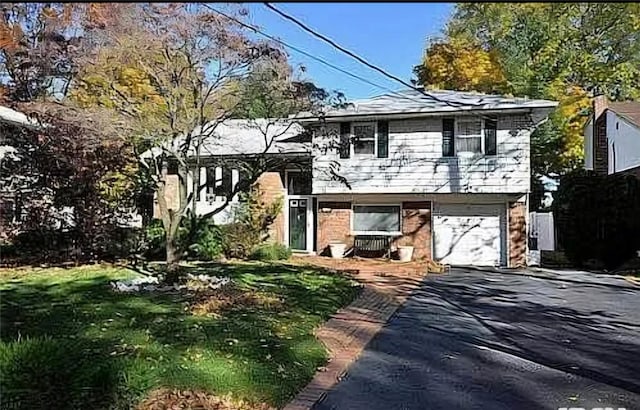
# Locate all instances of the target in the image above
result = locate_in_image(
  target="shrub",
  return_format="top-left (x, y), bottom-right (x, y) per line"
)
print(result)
top-left (221, 186), bottom-right (283, 259)
top-left (189, 220), bottom-right (223, 261)
top-left (0, 337), bottom-right (119, 410)
top-left (553, 170), bottom-right (640, 270)
top-left (142, 218), bottom-right (223, 261)
top-left (249, 243), bottom-right (292, 261)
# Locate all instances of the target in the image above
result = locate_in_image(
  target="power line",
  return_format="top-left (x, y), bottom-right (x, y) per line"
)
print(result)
top-left (201, 4), bottom-right (424, 104)
top-left (263, 2), bottom-right (470, 109)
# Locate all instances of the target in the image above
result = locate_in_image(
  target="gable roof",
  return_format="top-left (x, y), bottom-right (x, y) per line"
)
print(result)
top-left (294, 89), bottom-right (558, 121)
top-left (608, 101), bottom-right (640, 129)
top-left (0, 105), bottom-right (38, 128)
top-left (140, 119), bottom-right (309, 161)
top-left (198, 119), bottom-right (309, 157)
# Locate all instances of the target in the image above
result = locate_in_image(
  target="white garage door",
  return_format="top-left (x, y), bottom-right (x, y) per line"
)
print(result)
top-left (433, 203), bottom-right (506, 266)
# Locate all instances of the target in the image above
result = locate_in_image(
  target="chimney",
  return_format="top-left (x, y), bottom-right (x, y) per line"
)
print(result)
top-left (593, 94), bottom-right (608, 121)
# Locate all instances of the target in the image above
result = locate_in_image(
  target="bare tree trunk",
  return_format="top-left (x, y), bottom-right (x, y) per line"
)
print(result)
top-left (165, 233), bottom-right (180, 283)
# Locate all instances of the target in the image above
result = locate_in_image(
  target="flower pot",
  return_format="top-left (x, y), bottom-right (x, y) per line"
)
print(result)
top-left (329, 243), bottom-right (346, 259)
top-left (397, 246), bottom-right (414, 262)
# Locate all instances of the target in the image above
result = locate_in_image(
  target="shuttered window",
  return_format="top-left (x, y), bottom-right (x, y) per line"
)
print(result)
top-left (339, 122), bottom-right (350, 159)
top-left (377, 120), bottom-right (389, 158)
top-left (442, 118), bottom-right (455, 157)
top-left (484, 118), bottom-right (497, 156)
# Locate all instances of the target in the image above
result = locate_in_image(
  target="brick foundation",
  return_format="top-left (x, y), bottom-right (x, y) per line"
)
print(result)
top-left (317, 202), bottom-right (353, 256)
top-left (255, 172), bottom-right (285, 244)
top-left (394, 201), bottom-right (432, 260)
top-left (153, 174), bottom-right (180, 218)
top-left (508, 201), bottom-right (527, 268)
top-left (317, 200), bottom-right (432, 260)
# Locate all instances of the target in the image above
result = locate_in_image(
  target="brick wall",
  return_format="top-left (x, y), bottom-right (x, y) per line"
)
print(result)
top-left (317, 200), bottom-right (432, 260)
top-left (394, 201), bottom-right (432, 260)
top-left (152, 171), bottom-right (286, 245)
top-left (255, 172), bottom-right (285, 244)
top-left (508, 201), bottom-right (527, 268)
top-left (593, 95), bottom-right (609, 175)
top-left (153, 174), bottom-right (180, 218)
top-left (317, 202), bottom-right (352, 256)
top-left (594, 114), bottom-right (608, 175)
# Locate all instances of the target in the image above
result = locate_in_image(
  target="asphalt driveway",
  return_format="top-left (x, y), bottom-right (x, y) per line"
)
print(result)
top-left (315, 268), bottom-right (640, 410)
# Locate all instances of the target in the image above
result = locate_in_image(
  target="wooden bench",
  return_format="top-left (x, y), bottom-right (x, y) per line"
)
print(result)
top-left (353, 235), bottom-right (392, 259)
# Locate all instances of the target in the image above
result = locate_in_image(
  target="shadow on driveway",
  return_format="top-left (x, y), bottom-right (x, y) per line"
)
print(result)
top-left (315, 269), bottom-right (640, 410)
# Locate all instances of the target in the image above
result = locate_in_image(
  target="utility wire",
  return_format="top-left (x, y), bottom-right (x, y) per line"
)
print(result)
top-left (263, 2), bottom-right (470, 109)
top-left (201, 3), bottom-right (428, 105)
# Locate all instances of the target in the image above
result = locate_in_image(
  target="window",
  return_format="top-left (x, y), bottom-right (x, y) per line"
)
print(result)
top-left (339, 122), bottom-right (350, 159)
top-left (352, 122), bottom-right (376, 156)
top-left (377, 120), bottom-right (389, 158)
top-left (206, 167), bottom-right (233, 199)
top-left (287, 171), bottom-right (312, 195)
top-left (484, 118), bottom-right (497, 156)
top-left (352, 205), bottom-right (401, 234)
top-left (442, 118), bottom-right (455, 157)
top-left (456, 119), bottom-right (482, 154)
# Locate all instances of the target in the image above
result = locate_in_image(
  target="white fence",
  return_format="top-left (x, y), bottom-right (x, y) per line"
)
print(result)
top-left (528, 212), bottom-right (555, 266)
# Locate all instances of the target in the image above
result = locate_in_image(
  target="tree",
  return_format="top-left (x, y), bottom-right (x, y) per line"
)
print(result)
top-left (71, 3), bottom-right (343, 279)
top-left (0, 3), bottom-right (133, 102)
top-left (413, 36), bottom-right (507, 94)
top-left (0, 103), bottom-right (136, 261)
top-left (413, 3), bottom-right (640, 197)
top-left (0, 3), bottom-right (140, 261)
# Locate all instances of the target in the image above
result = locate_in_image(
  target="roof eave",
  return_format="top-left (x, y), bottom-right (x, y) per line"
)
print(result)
top-left (294, 103), bottom-right (558, 123)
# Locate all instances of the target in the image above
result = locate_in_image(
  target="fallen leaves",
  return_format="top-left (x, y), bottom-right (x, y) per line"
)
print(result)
top-left (136, 388), bottom-right (274, 410)
top-left (190, 286), bottom-right (282, 317)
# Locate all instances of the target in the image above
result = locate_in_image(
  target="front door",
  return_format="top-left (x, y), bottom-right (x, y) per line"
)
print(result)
top-left (288, 198), bottom-right (308, 251)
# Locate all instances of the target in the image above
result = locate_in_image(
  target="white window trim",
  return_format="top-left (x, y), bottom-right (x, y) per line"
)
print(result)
top-left (350, 121), bottom-right (378, 158)
top-left (350, 203), bottom-right (403, 236)
top-left (448, 117), bottom-right (498, 157)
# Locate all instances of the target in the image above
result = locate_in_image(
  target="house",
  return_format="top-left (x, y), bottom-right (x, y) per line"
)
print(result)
top-left (584, 95), bottom-right (640, 178)
top-left (0, 105), bottom-right (37, 238)
top-left (155, 89), bottom-right (557, 267)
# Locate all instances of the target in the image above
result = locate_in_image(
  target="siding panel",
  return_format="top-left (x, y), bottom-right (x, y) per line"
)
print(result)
top-left (313, 115), bottom-right (532, 194)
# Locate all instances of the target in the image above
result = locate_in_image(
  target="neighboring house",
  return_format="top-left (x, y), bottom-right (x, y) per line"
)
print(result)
top-left (160, 89), bottom-right (557, 267)
top-left (0, 105), bottom-right (36, 238)
top-left (584, 95), bottom-right (640, 178)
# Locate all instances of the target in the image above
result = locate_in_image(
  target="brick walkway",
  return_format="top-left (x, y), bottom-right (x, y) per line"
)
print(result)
top-left (283, 256), bottom-right (433, 410)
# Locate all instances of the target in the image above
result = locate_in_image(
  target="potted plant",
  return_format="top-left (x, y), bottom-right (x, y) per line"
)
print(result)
top-left (397, 245), bottom-right (414, 262)
top-left (329, 241), bottom-right (346, 259)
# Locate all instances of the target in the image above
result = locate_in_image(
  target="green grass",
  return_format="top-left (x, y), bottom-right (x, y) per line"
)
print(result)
top-left (0, 262), bottom-right (360, 409)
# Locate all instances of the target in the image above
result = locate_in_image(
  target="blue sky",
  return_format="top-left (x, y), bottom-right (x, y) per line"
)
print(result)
top-left (245, 3), bottom-right (454, 100)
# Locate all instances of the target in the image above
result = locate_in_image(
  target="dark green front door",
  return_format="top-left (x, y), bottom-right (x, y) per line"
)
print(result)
top-left (289, 199), bottom-right (307, 251)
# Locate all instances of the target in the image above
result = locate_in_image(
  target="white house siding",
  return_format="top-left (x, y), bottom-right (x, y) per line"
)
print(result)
top-left (313, 114), bottom-right (533, 195)
top-left (606, 111), bottom-right (640, 174)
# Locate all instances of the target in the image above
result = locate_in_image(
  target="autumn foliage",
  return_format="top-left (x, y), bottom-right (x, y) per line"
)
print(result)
top-left (414, 3), bottom-right (640, 183)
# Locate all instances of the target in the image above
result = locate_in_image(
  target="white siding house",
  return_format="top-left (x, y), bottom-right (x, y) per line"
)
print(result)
top-left (153, 89), bottom-right (557, 267)
top-left (584, 96), bottom-right (640, 177)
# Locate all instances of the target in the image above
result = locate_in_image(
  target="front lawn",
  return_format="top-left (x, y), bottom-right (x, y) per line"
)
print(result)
top-left (0, 262), bottom-right (359, 409)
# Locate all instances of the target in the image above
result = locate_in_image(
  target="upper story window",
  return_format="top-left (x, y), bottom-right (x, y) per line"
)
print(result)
top-left (456, 119), bottom-right (482, 154)
top-left (287, 170), bottom-right (312, 195)
top-left (442, 117), bottom-right (498, 157)
top-left (338, 120), bottom-right (389, 159)
top-left (352, 122), bottom-right (376, 156)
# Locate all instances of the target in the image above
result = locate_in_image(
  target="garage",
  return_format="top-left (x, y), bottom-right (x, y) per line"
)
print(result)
top-left (433, 203), bottom-right (507, 266)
